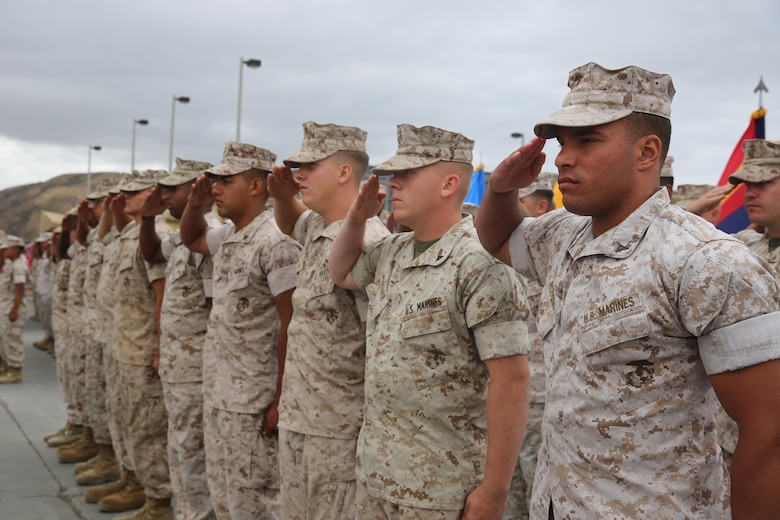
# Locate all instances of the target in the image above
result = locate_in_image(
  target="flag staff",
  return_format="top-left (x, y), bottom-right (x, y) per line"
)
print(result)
top-left (754, 76), bottom-right (768, 108)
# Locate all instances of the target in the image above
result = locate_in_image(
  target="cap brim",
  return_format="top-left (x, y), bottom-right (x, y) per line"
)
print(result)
top-left (534, 105), bottom-right (634, 139)
top-left (372, 155), bottom-right (443, 175)
top-left (728, 164), bottom-right (780, 185)
top-left (205, 163), bottom-right (269, 177)
top-left (282, 150), bottom-right (333, 168)
top-left (158, 173), bottom-right (198, 187)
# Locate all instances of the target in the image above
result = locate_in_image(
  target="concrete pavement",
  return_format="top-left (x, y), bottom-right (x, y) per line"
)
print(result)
top-left (0, 308), bottom-right (115, 520)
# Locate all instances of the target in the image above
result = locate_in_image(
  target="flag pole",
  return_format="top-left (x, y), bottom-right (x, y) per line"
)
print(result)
top-left (754, 76), bottom-right (768, 109)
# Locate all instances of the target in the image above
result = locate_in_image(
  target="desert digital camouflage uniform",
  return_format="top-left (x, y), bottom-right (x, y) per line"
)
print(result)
top-left (52, 256), bottom-right (81, 425)
top-left (507, 189), bottom-right (780, 519)
top-left (0, 252), bottom-right (29, 368)
top-left (202, 208), bottom-right (299, 520)
top-left (34, 239), bottom-right (55, 341)
top-left (83, 227), bottom-right (111, 445)
top-left (277, 210), bottom-right (388, 519)
top-left (66, 242), bottom-right (90, 426)
top-left (158, 212), bottom-right (220, 520)
top-left (350, 216), bottom-right (530, 511)
top-left (113, 217), bottom-right (172, 500)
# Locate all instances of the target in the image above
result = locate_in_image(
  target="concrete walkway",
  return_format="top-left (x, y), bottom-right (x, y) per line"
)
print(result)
top-left (0, 309), bottom-right (112, 520)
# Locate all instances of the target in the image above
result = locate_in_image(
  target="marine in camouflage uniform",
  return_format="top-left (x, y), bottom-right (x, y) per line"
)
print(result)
top-left (0, 235), bottom-right (29, 383)
top-left (180, 143), bottom-right (300, 520)
top-left (139, 158), bottom-right (218, 520)
top-left (478, 62), bottom-right (780, 519)
top-left (270, 121), bottom-right (390, 520)
top-left (329, 124), bottom-right (531, 519)
top-left (110, 170), bottom-right (174, 519)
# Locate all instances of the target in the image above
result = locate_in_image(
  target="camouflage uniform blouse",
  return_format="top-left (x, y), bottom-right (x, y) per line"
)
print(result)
top-left (508, 189), bottom-right (780, 519)
top-left (352, 216), bottom-right (530, 510)
top-left (203, 209), bottom-right (300, 414)
top-left (278, 211), bottom-right (388, 439)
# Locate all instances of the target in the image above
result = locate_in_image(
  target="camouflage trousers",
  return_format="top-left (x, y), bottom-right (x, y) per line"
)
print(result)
top-left (1, 304), bottom-right (26, 367)
top-left (118, 361), bottom-right (171, 498)
top-left (54, 332), bottom-right (82, 425)
top-left (204, 406), bottom-right (280, 520)
top-left (68, 333), bottom-right (89, 426)
top-left (162, 381), bottom-right (214, 520)
top-left (103, 347), bottom-right (131, 469)
top-left (504, 402), bottom-right (544, 520)
top-left (84, 340), bottom-right (110, 444)
top-left (37, 293), bottom-right (53, 338)
top-left (355, 480), bottom-right (459, 520)
top-left (278, 429), bottom-right (359, 520)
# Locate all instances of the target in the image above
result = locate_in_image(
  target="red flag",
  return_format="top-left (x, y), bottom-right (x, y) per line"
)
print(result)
top-left (716, 108), bottom-right (766, 233)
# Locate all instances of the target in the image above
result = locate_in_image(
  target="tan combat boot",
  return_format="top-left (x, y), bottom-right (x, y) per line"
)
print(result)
top-left (98, 470), bottom-right (145, 512)
top-left (44, 422), bottom-right (70, 443)
top-left (47, 339), bottom-right (56, 357)
top-left (85, 467), bottom-right (130, 504)
top-left (75, 452), bottom-right (101, 475)
top-left (46, 423), bottom-right (83, 447)
top-left (33, 337), bottom-right (48, 349)
top-left (58, 426), bottom-right (100, 463)
top-left (76, 444), bottom-right (120, 485)
top-left (0, 366), bottom-right (22, 384)
top-left (113, 496), bottom-right (173, 520)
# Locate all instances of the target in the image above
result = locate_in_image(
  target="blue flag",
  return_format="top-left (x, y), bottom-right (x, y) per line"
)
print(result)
top-left (465, 164), bottom-right (486, 206)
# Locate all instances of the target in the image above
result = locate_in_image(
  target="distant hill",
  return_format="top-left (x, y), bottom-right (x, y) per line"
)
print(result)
top-left (0, 172), bottom-right (121, 242)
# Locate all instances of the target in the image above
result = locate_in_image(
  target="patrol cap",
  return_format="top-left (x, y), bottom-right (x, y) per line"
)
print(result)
top-left (159, 158), bottom-right (214, 187)
top-left (87, 178), bottom-right (117, 201)
top-left (534, 62), bottom-right (676, 139)
top-left (373, 124), bottom-right (474, 174)
top-left (518, 171), bottom-right (558, 199)
top-left (36, 232), bottom-right (53, 243)
top-left (283, 121), bottom-right (367, 168)
top-left (121, 170), bottom-right (168, 193)
top-left (205, 142), bottom-right (276, 177)
top-left (109, 174), bottom-right (132, 195)
top-left (4, 235), bottom-right (24, 248)
top-left (729, 139), bottom-right (780, 184)
top-left (675, 184), bottom-right (715, 209)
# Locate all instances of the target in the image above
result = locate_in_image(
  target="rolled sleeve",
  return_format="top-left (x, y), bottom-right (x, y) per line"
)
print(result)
top-left (699, 312), bottom-right (780, 374)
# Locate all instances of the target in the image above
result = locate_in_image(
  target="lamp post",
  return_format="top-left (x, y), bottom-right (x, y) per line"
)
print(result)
top-left (236, 57), bottom-right (261, 142)
top-left (169, 95), bottom-right (190, 171)
top-left (87, 145), bottom-right (101, 196)
top-left (510, 132), bottom-right (525, 146)
top-left (131, 118), bottom-right (149, 173)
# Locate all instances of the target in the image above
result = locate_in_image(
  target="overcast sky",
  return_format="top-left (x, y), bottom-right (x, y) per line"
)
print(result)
top-left (1, 0), bottom-right (778, 192)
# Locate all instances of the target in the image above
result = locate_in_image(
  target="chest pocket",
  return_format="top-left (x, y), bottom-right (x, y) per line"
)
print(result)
top-left (166, 258), bottom-right (188, 283)
top-left (577, 312), bottom-right (671, 416)
top-left (400, 303), bottom-right (452, 339)
top-left (118, 255), bottom-right (133, 273)
top-left (227, 269), bottom-right (250, 293)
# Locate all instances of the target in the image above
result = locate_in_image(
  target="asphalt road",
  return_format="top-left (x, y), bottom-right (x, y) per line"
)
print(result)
top-left (0, 304), bottom-right (112, 520)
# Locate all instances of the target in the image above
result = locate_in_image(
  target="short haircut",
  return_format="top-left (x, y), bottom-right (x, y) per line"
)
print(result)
top-left (625, 112), bottom-right (672, 169)
top-left (529, 190), bottom-right (555, 211)
top-left (453, 162), bottom-right (474, 205)
top-left (333, 150), bottom-right (369, 185)
top-left (243, 168), bottom-right (270, 190)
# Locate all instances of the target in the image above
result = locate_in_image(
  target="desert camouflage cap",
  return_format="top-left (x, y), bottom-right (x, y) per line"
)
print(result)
top-left (661, 156), bottom-right (674, 180)
top-left (534, 62), bottom-right (676, 139)
top-left (108, 174), bottom-right (131, 195)
top-left (283, 121), bottom-right (367, 167)
top-left (159, 158), bottom-right (214, 187)
top-left (373, 124), bottom-right (474, 174)
top-left (87, 177), bottom-right (117, 200)
top-left (122, 169), bottom-right (169, 193)
top-left (675, 184), bottom-right (716, 209)
top-left (3, 235), bottom-right (24, 248)
top-left (729, 139), bottom-right (780, 184)
top-left (518, 171), bottom-right (558, 199)
top-left (36, 232), bottom-right (53, 243)
top-left (206, 142), bottom-right (276, 177)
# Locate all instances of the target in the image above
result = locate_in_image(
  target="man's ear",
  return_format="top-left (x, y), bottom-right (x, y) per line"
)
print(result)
top-left (441, 174), bottom-right (461, 198)
top-left (338, 163), bottom-right (354, 186)
top-left (637, 134), bottom-right (662, 174)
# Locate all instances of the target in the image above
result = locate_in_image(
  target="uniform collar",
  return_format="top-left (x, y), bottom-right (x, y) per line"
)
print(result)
top-left (405, 216), bottom-right (475, 268)
top-left (224, 208), bottom-right (272, 244)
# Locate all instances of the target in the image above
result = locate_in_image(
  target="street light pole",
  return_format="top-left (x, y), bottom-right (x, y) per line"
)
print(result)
top-left (510, 132), bottom-right (525, 146)
top-left (131, 118), bottom-right (149, 173)
top-left (169, 95), bottom-right (190, 171)
top-left (87, 145), bottom-right (101, 196)
top-left (236, 57), bottom-right (261, 142)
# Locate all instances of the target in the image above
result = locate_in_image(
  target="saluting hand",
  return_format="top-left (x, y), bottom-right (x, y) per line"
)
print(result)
top-left (489, 138), bottom-right (547, 194)
top-left (188, 175), bottom-right (215, 207)
top-left (142, 186), bottom-right (167, 218)
top-left (268, 166), bottom-right (300, 201)
top-left (347, 175), bottom-right (386, 224)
